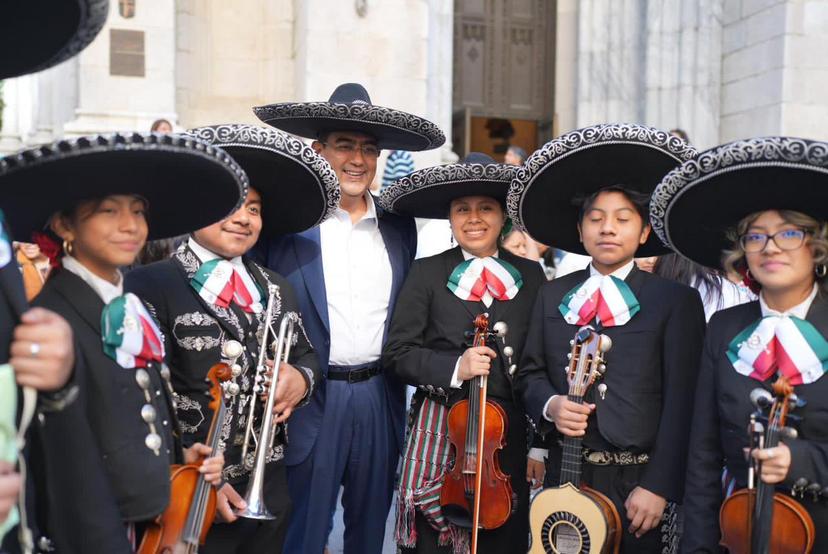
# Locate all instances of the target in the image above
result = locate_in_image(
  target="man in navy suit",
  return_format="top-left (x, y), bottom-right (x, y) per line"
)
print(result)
top-left (252, 83), bottom-right (445, 553)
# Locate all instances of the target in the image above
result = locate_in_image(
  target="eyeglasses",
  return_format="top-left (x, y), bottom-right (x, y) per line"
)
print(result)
top-left (739, 228), bottom-right (808, 253)
top-left (321, 142), bottom-right (380, 159)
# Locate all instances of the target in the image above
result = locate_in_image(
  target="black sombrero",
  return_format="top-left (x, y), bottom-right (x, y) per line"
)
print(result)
top-left (253, 83), bottom-right (446, 152)
top-left (650, 136), bottom-right (828, 269)
top-left (506, 123), bottom-right (697, 255)
top-left (379, 152), bottom-right (516, 219)
top-left (0, 133), bottom-right (248, 241)
top-left (1, 0), bottom-right (109, 79)
top-left (185, 124), bottom-right (340, 236)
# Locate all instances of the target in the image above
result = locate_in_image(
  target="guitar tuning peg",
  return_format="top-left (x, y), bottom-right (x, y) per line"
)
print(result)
top-left (569, 339), bottom-right (575, 346)
top-left (566, 353), bottom-right (572, 360)
top-left (807, 483), bottom-right (821, 501)
top-left (509, 364), bottom-right (517, 376)
top-left (821, 486), bottom-right (828, 499)
top-left (597, 383), bottom-right (607, 400)
top-left (598, 363), bottom-right (607, 374)
top-left (503, 346), bottom-right (514, 358)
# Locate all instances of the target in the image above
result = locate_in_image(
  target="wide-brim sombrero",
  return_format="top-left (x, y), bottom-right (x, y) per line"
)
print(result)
top-left (185, 124), bottom-right (340, 236)
top-left (379, 152), bottom-right (516, 219)
top-left (1, 0), bottom-right (109, 79)
top-left (0, 133), bottom-right (248, 241)
top-left (650, 136), bottom-right (828, 269)
top-left (507, 123), bottom-right (697, 255)
top-left (253, 83), bottom-right (445, 152)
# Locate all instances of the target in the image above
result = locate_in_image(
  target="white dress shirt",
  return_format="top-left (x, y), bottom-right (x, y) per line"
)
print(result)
top-left (542, 260), bottom-right (635, 423)
top-left (759, 283), bottom-right (818, 318)
top-left (61, 255), bottom-right (123, 303)
top-left (320, 193), bottom-right (392, 366)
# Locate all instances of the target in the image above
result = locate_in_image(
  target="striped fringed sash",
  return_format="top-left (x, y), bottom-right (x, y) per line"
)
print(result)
top-left (396, 397), bottom-right (470, 554)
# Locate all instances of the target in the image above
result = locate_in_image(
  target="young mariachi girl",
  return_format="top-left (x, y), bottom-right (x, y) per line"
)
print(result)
top-left (509, 124), bottom-right (706, 553)
top-left (0, 132), bottom-right (246, 553)
top-left (650, 136), bottom-right (828, 553)
top-left (380, 153), bottom-right (545, 553)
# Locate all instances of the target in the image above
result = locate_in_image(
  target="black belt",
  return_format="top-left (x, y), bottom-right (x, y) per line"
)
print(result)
top-left (327, 364), bottom-right (381, 384)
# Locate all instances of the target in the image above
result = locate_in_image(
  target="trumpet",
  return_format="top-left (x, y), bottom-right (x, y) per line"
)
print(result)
top-left (237, 283), bottom-right (298, 520)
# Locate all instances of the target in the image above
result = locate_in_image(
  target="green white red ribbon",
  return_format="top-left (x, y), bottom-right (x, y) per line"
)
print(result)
top-left (190, 258), bottom-right (263, 314)
top-left (446, 257), bottom-right (523, 306)
top-left (727, 315), bottom-right (828, 385)
top-left (558, 274), bottom-right (640, 327)
top-left (101, 293), bottom-right (165, 369)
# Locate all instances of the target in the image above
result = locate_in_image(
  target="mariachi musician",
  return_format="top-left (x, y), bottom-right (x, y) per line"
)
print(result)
top-left (510, 124), bottom-right (706, 552)
top-left (0, 132), bottom-right (240, 552)
top-left (649, 137), bottom-right (828, 553)
top-left (0, 1), bottom-right (111, 552)
top-left (380, 153), bottom-right (545, 553)
top-left (126, 124), bottom-right (334, 553)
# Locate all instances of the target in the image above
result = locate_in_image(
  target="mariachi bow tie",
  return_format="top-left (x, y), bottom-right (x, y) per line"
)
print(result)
top-left (728, 315), bottom-right (828, 385)
top-left (101, 293), bottom-right (165, 369)
top-left (447, 257), bottom-right (523, 307)
top-left (558, 274), bottom-right (640, 327)
top-left (190, 258), bottom-right (263, 314)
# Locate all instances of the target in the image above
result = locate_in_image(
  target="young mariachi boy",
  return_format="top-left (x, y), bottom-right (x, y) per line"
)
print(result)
top-left (650, 136), bottom-right (828, 553)
top-left (126, 124), bottom-right (336, 553)
top-left (1, 132), bottom-right (238, 553)
top-left (380, 153), bottom-right (545, 553)
top-left (509, 124), bottom-right (706, 552)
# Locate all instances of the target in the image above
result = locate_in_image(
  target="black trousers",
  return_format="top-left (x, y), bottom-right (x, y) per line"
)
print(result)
top-left (203, 462), bottom-right (292, 554)
top-left (401, 400), bottom-right (529, 554)
top-left (544, 452), bottom-right (667, 553)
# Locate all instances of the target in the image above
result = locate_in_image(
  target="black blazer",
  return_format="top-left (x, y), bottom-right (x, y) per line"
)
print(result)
top-left (382, 247), bottom-right (544, 413)
top-left (125, 245), bottom-right (320, 486)
top-left (517, 265), bottom-right (706, 502)
top-left (682, 297), bottom-right (828, 553)
top-left (32, 269), bottom-right (180, 554)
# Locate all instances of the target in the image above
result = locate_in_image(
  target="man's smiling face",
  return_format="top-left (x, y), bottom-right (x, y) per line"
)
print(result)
top-left (313, 131), bottom-right (379, 201)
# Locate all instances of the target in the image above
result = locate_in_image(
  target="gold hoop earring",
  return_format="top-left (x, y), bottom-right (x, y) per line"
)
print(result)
top-left (817, 264), bottom-right (827, 278)
top-left (62, 240), bottom-right (74, 256)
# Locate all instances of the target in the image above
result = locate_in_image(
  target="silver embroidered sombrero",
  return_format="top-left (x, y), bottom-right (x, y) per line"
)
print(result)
top-left (1, 0), bottom-right (109, 79)
top-left (185, 124), bottom-right (340, 236)
top-left (253, 83), bottom-right (446, 152)
top-left (650, 136), bottom-right (828, 269)
top-left (0, 133), bottom-right (248, 241)
top-left (507, 123), bottom-right (697, 255)
top-left (379, 152), bottom-right (516, 219)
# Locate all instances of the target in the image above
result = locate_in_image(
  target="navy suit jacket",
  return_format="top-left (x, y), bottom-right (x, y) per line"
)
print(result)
top-left (252, 204), bottom-right (417, 466)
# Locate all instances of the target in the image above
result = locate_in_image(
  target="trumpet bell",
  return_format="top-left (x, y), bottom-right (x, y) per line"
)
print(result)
top-left (235, 492), bottom-right (276, 521)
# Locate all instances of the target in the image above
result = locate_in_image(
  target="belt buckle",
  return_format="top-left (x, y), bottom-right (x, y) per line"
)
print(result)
top-left (347, 368), bottom-right (365, 384)
top-left (586, 450), bottom-right (612, 466)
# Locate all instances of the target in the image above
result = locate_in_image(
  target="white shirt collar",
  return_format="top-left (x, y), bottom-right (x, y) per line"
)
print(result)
top-left (461, 248), bottom-right (499, 261)
top-left (331, 192), bottom-right (379, 228)
top-left (589, 259), bottom-right (635, 280)
top-left (61, 255), bottom-right (123, 304)
top-left (187, 237), bottom-right (246, 270)
top-left (759, 284), bottom-right (819, 319)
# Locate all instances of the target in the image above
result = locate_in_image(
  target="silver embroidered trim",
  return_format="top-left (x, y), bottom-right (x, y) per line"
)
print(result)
top-left (378, 162), bottom-right (516, 215)
top-left (506, 123), bottom-right (697, 232)
top-left (10, 0), bottom-right (109, 79)
top-left (252, 102), bottom-right (446, 150)
top-left (650, 136), bottom-right (828, 248)
top-left (184, 124), bottom-right (340, 226)
top-left (174, 393), bottom-right (205, 434)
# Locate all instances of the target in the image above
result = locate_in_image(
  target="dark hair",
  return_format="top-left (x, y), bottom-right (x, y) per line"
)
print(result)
top-left (670, 128), bottom-right (690, 142)
top-left (131, 235), bottom-right (186, 267)
top-left (150, 118), bottom-right (173, 132)
top-left (577, 184), bottom-right (650, 223)
top-left (654, 253), bottom-right (724, 308)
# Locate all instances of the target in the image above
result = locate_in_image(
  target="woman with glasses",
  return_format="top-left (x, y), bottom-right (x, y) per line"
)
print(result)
top-left (649, 137), bottom-right (828, 553)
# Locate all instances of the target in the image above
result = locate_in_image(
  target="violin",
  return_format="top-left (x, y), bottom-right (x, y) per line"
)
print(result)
top-left (137, 362), bottom-right (233, 554)
top-left (440, 313), bottom-right (512, 553)
top-left (719, 376), bottom-right (815, 554)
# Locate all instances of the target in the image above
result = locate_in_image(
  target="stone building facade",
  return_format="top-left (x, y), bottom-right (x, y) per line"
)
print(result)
top-left (1, 0), bottom-right (826, 161)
